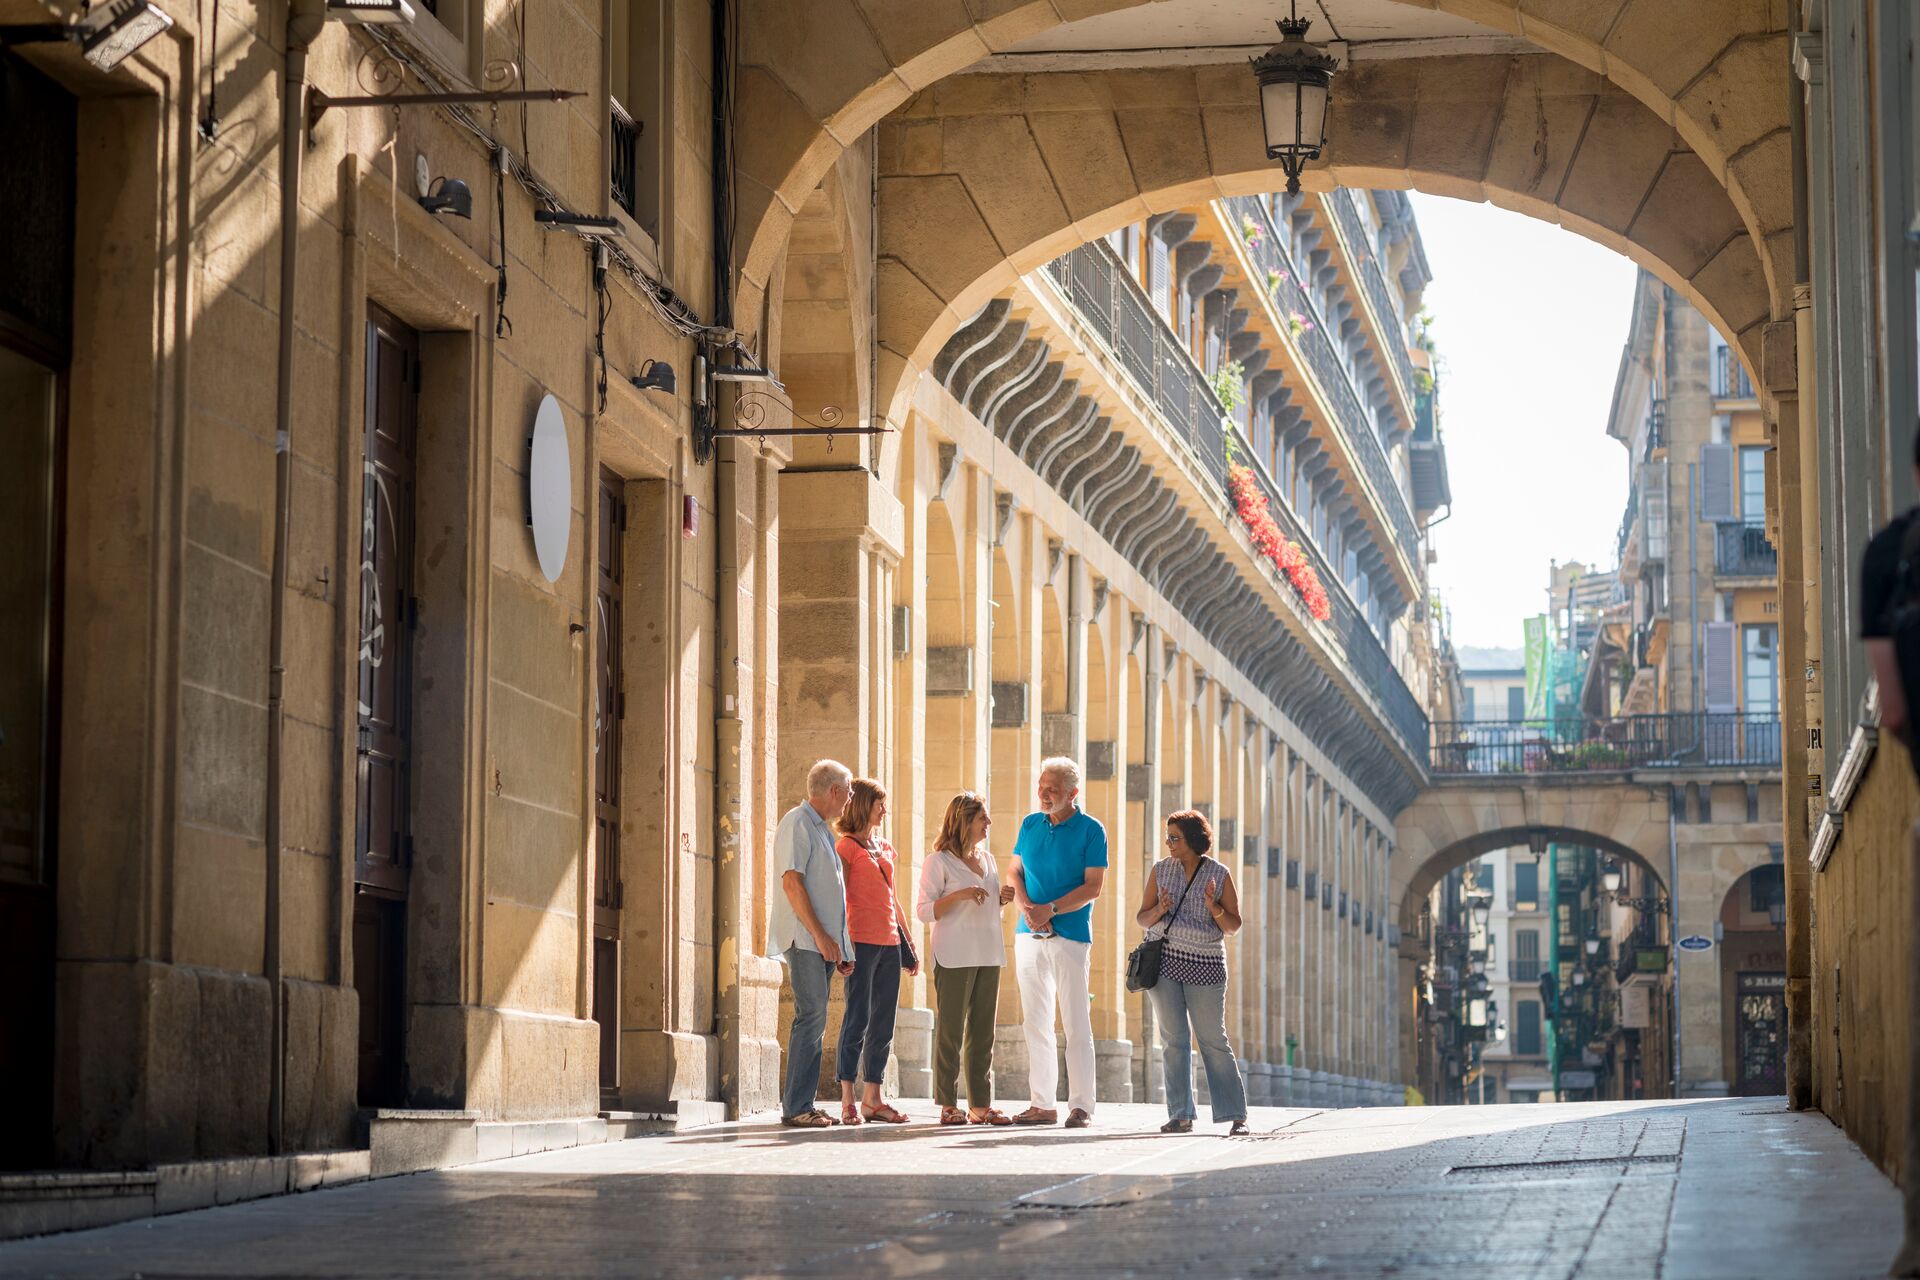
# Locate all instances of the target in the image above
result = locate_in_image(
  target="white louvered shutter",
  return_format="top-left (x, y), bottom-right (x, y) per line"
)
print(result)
top-left (1703, 621), bottom-right (1738, 712)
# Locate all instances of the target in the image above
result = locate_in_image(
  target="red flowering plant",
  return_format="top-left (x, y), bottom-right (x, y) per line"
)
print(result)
top-left (1226, 462), bottom-right (1332, 622)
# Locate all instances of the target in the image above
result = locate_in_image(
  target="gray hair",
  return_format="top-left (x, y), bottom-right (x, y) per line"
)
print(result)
top-left (1039, 756), bottom-right (1082, 793)
top-left (806, 759), bottom-right (853, 797)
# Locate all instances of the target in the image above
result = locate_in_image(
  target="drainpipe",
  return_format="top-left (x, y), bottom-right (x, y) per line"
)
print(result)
top-left (706, 0), bottom-right (748, 1116)
top-left (267, 0), bottom-right (328, 1157)
top-left (1668, 795), bottom-right (1681, 1098)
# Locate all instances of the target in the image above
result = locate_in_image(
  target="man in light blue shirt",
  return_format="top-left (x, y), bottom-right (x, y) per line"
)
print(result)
top-left (766, 759), bottom-right (854, 1127)
top-left (1006, 756), bottom-right (1108, 1128)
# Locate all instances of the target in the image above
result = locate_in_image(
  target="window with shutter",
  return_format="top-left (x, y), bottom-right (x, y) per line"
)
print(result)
top-left (1642, 459), bottom-right (1669, 561)
top-left (1516, 1001), bottom-right (1543, 1055)
top-left (1700, 443), bottom-right (1736, 522)
top-left (1704, 620), bottom-right (1738, 711)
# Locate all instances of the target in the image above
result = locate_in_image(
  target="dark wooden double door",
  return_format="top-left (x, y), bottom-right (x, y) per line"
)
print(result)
top-left (354, 309), bottom-right (418, 1107)
top-left (593, 471), bottom-right (626, 1103)
top-left (0, 48), bottom-right (75, 1169)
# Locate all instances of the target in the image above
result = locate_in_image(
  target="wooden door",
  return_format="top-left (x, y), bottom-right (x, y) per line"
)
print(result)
top-left (353, 308), bottom-right (418, 1107)
top-left (0, 49), bottom-right (75, 1169)
top-left (592, 470), bottom-right (625, 1100)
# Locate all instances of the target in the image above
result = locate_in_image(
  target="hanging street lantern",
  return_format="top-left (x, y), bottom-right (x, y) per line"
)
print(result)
top-left (1250, 3), bottom-right (1338, 196)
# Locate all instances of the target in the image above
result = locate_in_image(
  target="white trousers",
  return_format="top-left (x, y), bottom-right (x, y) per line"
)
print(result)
top-left (1014, 933), bottom-right (1096, 1115)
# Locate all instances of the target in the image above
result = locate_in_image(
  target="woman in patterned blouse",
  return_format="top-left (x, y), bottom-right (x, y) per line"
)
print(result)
top-left (1135, 809), bottom-right (1251, 1135)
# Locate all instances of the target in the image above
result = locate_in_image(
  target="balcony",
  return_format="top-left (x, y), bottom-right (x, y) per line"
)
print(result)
top-left (1328, 188), bottom-right (1420, 406)
top-left (1040, 239), bottom-right (1430, 766)
top-left (1715, 520), bottom-right (1777, 578)
top-left (1714, 347), bottom-right (1756, 400)
top-left (1509, 960), bottom-right (1542, 982)
top-left (610, 100), bottom-right (639, 219)
top-left (1044, 242), bottom-right (1228, 486)
top-left (1221, 194), bottom-right (1421, 569)
top-left (1428, 712), bottom-right (1782, 774)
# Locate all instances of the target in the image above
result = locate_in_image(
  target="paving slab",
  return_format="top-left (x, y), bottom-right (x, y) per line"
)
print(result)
top-left (0, 1097), bottom-right (1900, 1279)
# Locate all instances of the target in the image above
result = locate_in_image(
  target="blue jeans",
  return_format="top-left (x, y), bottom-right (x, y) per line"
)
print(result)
top-left (837, 942), bottom-right (902, 1085)
top-left (1149, 978), bottom-right (1248, 1124)
top-left (782, 945), bottom-right (834, 1119)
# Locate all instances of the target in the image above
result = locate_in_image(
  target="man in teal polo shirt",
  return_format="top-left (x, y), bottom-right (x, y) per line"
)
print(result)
top-left (1006, 756), bottom-right (1107, 1128)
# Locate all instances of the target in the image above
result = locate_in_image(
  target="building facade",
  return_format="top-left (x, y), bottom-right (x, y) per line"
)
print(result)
top-left (0, 2), bottom-right (1455, 1177)
top-left (4, 0), bottom-right (1916, 1211)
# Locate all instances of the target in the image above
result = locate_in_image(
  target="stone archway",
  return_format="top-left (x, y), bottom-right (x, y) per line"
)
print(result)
top-left (871, 55), bottom-right (1780, 434)
top-left (736, 0), bottom-right (1791, 338)
top-left (1392, 779), bottom-right (1674, 942)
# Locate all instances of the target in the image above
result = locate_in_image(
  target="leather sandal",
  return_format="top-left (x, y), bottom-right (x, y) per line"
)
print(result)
top-left (862, 1103), bottom-right (910, 1124)
top-left (1227, 1120), bottom-right (1252, 1136)
top-left (840, 1103), bottom-right (863, 1125)
top-left (969, 1107), bottom-right (1012, 1126)
top-left (939, 1106), bottom-right (970, 1126)
top-left (1160, 1118), bottom-right (1193, 1134)
top-left (1011, 1106), bottom-right (1058, 1125)
top-left (780, 1109), bottom-right (838, 1128)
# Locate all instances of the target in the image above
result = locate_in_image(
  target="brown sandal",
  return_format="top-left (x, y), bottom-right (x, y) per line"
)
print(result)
top-left (862, 1102), bottom-right (910, 1124)
top-left (969, 1107), bottom-right (1012, 1126)
top-left (939, 1106), bottom-right (969, 1126)
top-left (780, 1109), bottom-right (839, 1128)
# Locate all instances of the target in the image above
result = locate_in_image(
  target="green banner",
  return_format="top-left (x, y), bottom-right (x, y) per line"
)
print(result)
top-left (1523, 615), bottom-right (1549, 721)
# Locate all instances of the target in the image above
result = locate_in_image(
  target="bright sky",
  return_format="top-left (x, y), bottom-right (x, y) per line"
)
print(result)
top-left (1409, 192), bottom-right (1639, 651)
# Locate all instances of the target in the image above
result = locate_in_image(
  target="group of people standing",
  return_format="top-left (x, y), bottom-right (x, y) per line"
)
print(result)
top-left (766, 756), bottom-right (1252, 1136)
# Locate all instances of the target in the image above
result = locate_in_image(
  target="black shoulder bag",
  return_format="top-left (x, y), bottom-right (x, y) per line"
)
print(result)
top-left (1125, 859), bottom-right (1206, 993)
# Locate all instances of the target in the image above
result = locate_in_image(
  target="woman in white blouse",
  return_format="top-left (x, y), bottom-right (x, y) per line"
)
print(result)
top-left (916, 792), bottom-right (1015, 1126)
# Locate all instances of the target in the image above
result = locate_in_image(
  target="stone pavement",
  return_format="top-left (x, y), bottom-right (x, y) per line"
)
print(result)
top-left (0, 1097), bottom-right (1900, 1279)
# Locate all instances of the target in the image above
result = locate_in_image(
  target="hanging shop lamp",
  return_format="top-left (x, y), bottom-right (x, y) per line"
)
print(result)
top-left (1250, 2), bottom-right (1338, 196)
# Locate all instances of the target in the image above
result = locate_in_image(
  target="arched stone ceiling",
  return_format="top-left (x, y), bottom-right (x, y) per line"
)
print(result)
top-left (736, 0), bottom-right (1792, 340)
top-left (873, 54), bottom-right (1773, 431)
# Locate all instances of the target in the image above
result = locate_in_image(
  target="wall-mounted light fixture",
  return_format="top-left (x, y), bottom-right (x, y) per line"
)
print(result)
top-left (1601, 862), bottom-right (1623, 894)
top-left (1250, 1), bottom-right (1337, 196)
top-left (629, 360), bottom-right (676, 395)
top-left (418, 176), bottom-right (472, 218)
top-left (708, 338), bottom-right (783, 391)
top-left (326, 0), bottom-right (416, 24)
top-left (80, 0), bottom-right (173, 69)
top-left (0, 0), bottom-right (173, 73)
top-left (534, 208), bottom-right (619, 234)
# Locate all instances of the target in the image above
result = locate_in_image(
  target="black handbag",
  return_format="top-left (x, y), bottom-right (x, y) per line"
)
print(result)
top-left (1125, 859), bottom-right (1206, 993)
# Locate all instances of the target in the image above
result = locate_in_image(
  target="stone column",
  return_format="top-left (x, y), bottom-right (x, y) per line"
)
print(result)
top-left (775, 467), bottom-right (912, 1102)
top-left (1269, 739), bottom-right (1290, 1104)
top-left (1091, 585), bottom-right (1134, 1102)
top-left (1245, 720), bottom-right (1272, 1105)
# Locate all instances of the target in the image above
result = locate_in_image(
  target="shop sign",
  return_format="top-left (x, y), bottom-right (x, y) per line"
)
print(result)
top-left (1677, 935), bottom-right (1714, 953)
top-left (1620, 982), bottom-right (1651, 1028)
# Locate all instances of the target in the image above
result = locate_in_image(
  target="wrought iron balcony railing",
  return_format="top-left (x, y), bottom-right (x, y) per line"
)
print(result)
top-left (1714, 520), bottom-right (1777, 578)
top-left (610, 100), bottom-right (639, 219)
top-left (1714, 346), bottom-right (1756, 400)
top-left (1221, 194), bottom-right (1421, 568)
top-left (1328, 188), bottom-right (1420, 405)
top-left (1428, 713), bottom-right (1782, 775)
top-left (1045, 241), bottom-right (1229, 486)
top-left (1509, 959), bottom-right (1543, 982)
top-left (1041, 239), bottom-right (1430, 765)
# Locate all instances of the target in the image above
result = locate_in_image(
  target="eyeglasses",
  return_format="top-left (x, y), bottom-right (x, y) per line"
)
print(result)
top-left (1164, 832), bottom-right (1184, 846)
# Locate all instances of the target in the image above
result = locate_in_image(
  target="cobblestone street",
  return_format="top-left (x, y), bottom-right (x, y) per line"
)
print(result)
top-left (0, 1098), bottom-right (1898, 1279)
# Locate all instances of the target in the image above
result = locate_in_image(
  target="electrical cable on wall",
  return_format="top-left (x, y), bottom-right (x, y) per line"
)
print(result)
top-left (492, 142), bottom-right (513, 339)
top-left (361, 25), bottom-right (734, 346)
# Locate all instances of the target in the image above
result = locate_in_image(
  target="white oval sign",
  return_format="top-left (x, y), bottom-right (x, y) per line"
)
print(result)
top-left (528, 393), bottom-right (571, 583)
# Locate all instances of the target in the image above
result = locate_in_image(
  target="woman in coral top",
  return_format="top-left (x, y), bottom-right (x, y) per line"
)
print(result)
top-left (834, 778), bottom-right (917, 1124)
